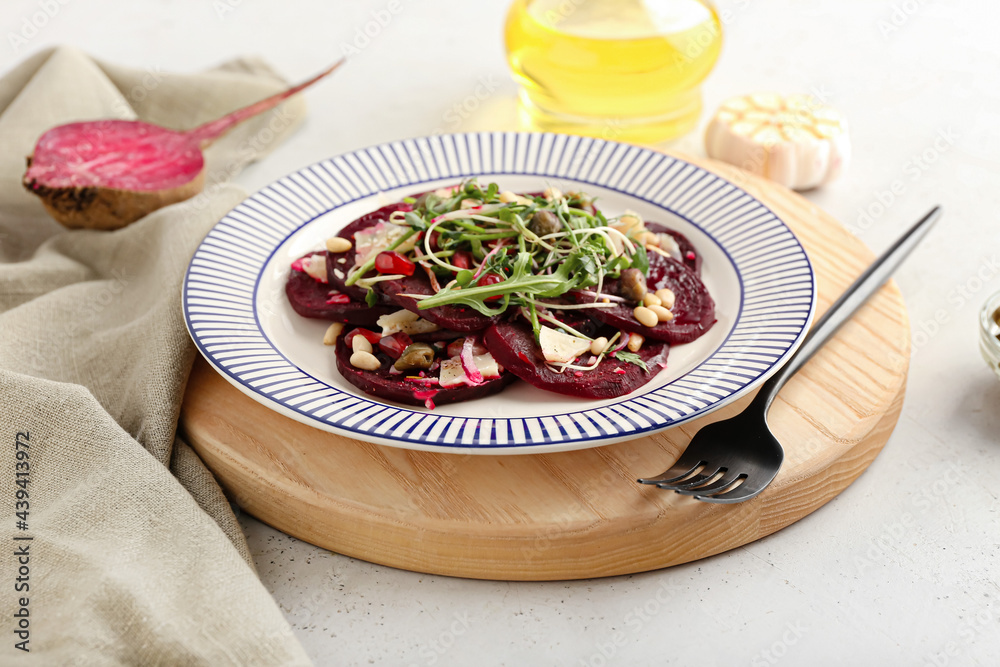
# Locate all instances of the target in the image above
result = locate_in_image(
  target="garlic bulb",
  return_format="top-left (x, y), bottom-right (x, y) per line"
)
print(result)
top-left (704, 93), bottom-right (850, 190)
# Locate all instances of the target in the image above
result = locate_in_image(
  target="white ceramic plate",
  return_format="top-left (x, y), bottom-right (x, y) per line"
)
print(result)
top-left (182, 132), bottom-right (816, 454)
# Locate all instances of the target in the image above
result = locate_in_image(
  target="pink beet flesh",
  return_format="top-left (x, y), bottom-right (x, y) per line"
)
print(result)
top-left (25, 120), bottom-right (203, 191)
top-left (24, 60), bottom-right (343, 194)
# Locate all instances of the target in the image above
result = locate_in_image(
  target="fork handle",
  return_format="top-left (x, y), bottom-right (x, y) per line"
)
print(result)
top-left (751, 206), bottom-right (942, 413)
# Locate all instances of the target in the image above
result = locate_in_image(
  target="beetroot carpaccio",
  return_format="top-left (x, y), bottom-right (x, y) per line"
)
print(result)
top-left (286, 180), bottom-right (716, 408)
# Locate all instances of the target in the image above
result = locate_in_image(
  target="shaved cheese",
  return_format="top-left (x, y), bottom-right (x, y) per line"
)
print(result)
top-left (354, 222), bottom-right (419, 268)
top-left (538, 325), bottom-right (591, 364)
top-left (301, 254), bottom-right (327, 283)
top-left (377, 309), bottom-right (440, 336)
top-left (439, 358), bottom-right (466, 388)
top-left (439, 353), bottom-right (501, 388)
top-left (655, 233), bottom-right (682, 260)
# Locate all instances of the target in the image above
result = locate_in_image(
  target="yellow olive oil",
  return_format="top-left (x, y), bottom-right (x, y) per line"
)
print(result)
top-left (504, 0), bottom-right (723, 143)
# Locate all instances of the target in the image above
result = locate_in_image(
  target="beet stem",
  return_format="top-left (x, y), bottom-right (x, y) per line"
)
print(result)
top-left (184, 59), bottom-right (345, 146)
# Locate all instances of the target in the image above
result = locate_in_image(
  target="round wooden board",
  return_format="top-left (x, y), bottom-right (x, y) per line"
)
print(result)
top-left (180, 153), bottom-right (910, 581)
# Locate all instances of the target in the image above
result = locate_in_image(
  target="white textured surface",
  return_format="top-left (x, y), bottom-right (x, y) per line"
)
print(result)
top-left (4, 0), bottom-right (999, 664)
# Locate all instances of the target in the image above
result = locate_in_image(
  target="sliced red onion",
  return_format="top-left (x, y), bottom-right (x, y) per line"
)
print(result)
top-left (470, 244), bottom-right (505, 282)
top-left (611, 331), bottom-right (630, 353)
top-left (570, 289), bottom-right (627, 303)
top-left (461, 335), bottom-right (484, 386)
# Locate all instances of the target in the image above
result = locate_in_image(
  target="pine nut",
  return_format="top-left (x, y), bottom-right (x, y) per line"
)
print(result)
top-left (323, 322), bottom-right (344, 346)
top-left (326, 237), bottom-right (352, 254)
top-left (627, 332), bottom-right (644, 352)
top-left (634, 306), bottom-right (658, 328)
top-left (350, 350), bottom-right (381, 370)
top-left (648, 305), bottom-right (674, 322)
top-left (590, 337), bottom-right (608, 355)
top-left (642, 293), bottom-right (662, 307)
top-left (352, 335), bottom-right (373, 354)
top-left (654, 288), bottom-right (676, 310)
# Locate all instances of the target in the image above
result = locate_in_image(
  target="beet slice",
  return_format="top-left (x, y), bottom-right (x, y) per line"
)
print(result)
top-left (286, 252), bottom-right (393, 327)
top-left (483, 319), bottom-right (669, 399)
top-left (335, 336), bottom-right (515, 408)
top-left (378, 273), bottom-right (497, 333)
top-left (646, 222), bottom-right (701, 274)
top-left (326, 202), bottom-right (413, 302)
top-left (22, 62), bottom-right (343, 231)
top-left (571, 252), bottom-right (715, 345)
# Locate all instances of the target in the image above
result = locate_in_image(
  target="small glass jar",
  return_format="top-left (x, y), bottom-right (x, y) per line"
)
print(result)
top-left (978, 290), bottom-right (1000, 381)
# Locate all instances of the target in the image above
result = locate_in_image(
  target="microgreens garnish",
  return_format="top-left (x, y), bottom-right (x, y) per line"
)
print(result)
top-left (348, 178), bottom-right (654, 374)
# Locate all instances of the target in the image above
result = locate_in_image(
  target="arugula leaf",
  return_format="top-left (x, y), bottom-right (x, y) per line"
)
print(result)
top-left (614, 351), bottom-right (648, 373)
top-left (631, 243), bottom-right (649, 274)
top-left (605, 255), bottom-right (629, 277)
top-left (416, 251), bottom-right (593, 315)
top-left (365, 288), bottom-right (378, 307)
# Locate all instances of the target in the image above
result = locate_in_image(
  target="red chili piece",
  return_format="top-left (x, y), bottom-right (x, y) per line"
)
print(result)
top-left (326, 291), bottom-right (351, 305)
top-left (476, 272), bottom-right (504, 301)
top-left (345, 328), bottom-right (382, 347)
top-left (375, 251), bottom-right (415, 276)
top-left (378, 332), bottom-right (412, 360)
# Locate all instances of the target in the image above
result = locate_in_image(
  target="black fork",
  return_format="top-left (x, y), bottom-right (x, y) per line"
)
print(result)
top-left (638, 206), bottom-right (941, 503)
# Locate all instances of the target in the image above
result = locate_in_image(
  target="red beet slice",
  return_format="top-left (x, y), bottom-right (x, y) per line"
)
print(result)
top-left (334, 336), bottom-right (515, 408)
top-left (286, 252), bottom-right (393, 327)
top-left (646, 222), bottom-right (701, 274)
top-left (483, 319), bottom-right (669, 399)
top-left (23, 61), bottom-right (343, 230)
top-left (326, 202), bottom-right (413, 302)
top-left (378, 273), bottom-right (497, 333)
top-left (571, 251), bottom-right (715, 345)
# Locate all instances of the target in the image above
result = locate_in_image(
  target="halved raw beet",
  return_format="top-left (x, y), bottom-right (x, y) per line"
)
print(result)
top-left (379, 273), bottom-right (497, 333)
top-left (334, 336), bottom-right (515, 407)
top-left (571, 251), bottom-right (715, 345)
top-left (646, 222), bottom-right (701, 274)
top-left (286, 252), bottom-right (393, 327)
top-left (327, 202), bottom-right (413, 302)
top-left (23, 62), bottom-right (342, 230)
top-left (483, 319), bottom-right (669, 399)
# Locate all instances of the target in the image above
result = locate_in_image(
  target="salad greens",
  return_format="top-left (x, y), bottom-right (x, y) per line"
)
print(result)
top-left (347, 179), bottom-right (649, 344)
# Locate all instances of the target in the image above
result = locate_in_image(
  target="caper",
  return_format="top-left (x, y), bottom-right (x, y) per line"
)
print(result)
top-left (620, 268), bottom-right (647, 302)
top-left (529, 209), bottom-right (562, 237)
top-left (393, 343), bottom-right (436, 371)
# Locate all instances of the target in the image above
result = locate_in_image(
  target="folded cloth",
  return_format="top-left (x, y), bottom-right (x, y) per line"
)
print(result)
top-left (0, 47), bottom-right (311, 665)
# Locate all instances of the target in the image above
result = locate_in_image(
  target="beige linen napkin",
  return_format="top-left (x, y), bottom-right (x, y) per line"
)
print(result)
top-left (0, 47), bottom-right (311, 665)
